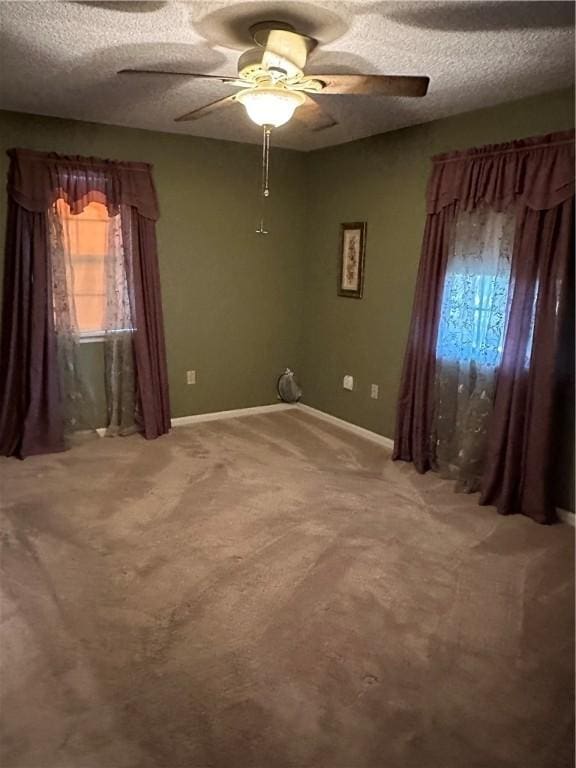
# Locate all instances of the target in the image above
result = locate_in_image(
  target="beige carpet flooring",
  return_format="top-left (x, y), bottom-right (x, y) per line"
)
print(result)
top-left (0, 409), bottom-right (573, 768)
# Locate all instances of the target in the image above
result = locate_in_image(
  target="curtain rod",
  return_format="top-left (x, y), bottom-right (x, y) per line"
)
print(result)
top-left (7, 148), bottom-right (153, 172)
top-left (433, 137), bottom-right (574, 164)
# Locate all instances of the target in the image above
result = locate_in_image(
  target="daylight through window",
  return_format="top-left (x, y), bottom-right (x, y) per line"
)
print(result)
top-left (54, 199), bottom-right (132, 337)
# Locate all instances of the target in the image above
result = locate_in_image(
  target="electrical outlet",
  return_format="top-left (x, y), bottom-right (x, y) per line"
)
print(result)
top-left (371, 384), bottom-right (379, 399)
top-left (343, 375), bottom-right (354, 391)
top-left (186, 370), bottom-right (196, 385)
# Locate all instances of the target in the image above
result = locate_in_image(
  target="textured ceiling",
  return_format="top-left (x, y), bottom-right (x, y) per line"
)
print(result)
top-left (0, 1), bottom-right (574, 151)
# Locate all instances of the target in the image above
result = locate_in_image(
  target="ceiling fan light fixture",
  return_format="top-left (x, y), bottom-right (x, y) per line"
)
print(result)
top-left (236, 87), bottom-right (305, 127)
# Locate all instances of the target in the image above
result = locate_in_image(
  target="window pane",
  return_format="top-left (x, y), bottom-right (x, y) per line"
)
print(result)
top-left (436, 208), bottom-right (515, 367)
top-left (437, 273), bottom-right (511, 365)
top-left (75, 294), bottom-right (107, 333)
top-left (76, 220), bottom-right (107, 257)
top-left (54, 199), bottom-right (130, 335)
top-left (72, 258), bottom-right (106, 297)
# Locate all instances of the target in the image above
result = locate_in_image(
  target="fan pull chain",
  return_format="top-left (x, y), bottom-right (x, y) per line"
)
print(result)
top-left (262, 124), bottom-right (271, 197)
top-left (256, 125), bottom-right (272, 235)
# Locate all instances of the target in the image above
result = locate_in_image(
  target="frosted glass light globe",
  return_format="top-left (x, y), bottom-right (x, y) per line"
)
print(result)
top-left (236, 88), bottom-right (305, 127)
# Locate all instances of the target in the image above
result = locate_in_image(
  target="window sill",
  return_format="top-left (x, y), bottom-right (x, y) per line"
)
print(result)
top-left (78, 330), bottom-right (133, 343)
top-left (79, 332), bottom-right (105, 344)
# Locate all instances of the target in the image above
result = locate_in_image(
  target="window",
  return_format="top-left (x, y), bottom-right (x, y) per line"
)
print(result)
top-left (54, 199), bottom-right (132, 339)
top-left (436, 272), bottom-right (511, 367)
top-left (435, 208), bottom-right (515, 369)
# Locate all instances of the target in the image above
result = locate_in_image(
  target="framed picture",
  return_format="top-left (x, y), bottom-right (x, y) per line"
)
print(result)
top-left (338, 222), bottom-right (367, 298)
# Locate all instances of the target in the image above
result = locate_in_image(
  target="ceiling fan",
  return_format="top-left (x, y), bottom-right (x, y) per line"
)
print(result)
top-left (118, 21), bottom-right (430, 132)
top-left (119, 22), bottom-right (429, 233)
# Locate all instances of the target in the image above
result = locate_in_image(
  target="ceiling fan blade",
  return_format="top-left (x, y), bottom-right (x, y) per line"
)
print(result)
top-left (293, 95), bottom-right (337, 132)
top-left (118, 68), bottom-right (246, 87)
top-left (174, 95), bottom-right (238, 123)
top-left (311, 74), bottom-right (430, 97)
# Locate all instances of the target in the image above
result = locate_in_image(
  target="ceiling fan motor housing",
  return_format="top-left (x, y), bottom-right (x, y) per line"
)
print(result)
top-left (238, 47), bottom-right (303, 82)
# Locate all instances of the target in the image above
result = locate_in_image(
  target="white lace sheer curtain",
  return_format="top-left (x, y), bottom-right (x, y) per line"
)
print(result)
top-left (432, 206), bottom-right (516, 491)
top-left (49, 205), bottom-right (97, 434)
top-left (104, 207), bottom-right (136, 436)
top-left (48, 196), bottom-right (136, 438)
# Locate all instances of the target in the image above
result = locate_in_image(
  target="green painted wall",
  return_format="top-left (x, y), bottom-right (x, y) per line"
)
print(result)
top-left (0, 110), bottom-right (308, 423)
top-left (300, 87), bottom-right (574, 511)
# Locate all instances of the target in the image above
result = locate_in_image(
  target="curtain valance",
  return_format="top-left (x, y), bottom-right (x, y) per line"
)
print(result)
top-left (7, 148), bottom-right (160, 221)
top-left (427, 131), bottom-right (575, 214)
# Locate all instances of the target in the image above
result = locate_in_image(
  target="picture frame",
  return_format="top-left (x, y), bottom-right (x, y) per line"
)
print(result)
top-left (338, 222), bottom-right (367, 299)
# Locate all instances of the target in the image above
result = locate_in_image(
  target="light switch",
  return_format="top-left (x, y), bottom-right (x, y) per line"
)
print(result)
top-left (343, 375), bottom-right (354, 391)
top-left (186, 370), bottom-right (196, 385)
top-left (371, 384), bottom-right (379, 399)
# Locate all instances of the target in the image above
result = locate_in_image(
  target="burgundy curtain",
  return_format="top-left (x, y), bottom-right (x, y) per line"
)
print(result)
top-left (0, 200), bottom-right (65, 456)
top-left (479, 200), bottom-right (574, 523)
top-left (0, 148), bottom-right (171, 457)
top-left (392, 204), bottom-right (457, 473)
top-left (393, 131), bottom-right (575, 523)
top-left (121, 207), bottom-right (171, 439)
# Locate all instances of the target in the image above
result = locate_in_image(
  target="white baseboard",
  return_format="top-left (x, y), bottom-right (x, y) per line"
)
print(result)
top-left (296, 403), bottom-right (394, 451)
top-left (94, 402), bottom-right (574, 524)
top-left (170, 401), bottom-right (393, 452)
top-left (171, 402), bottom-right (296, 427)
top-left (298, 406), bottom-right (574, 525)
top-left (557, 508), bottom-right (575, 527)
